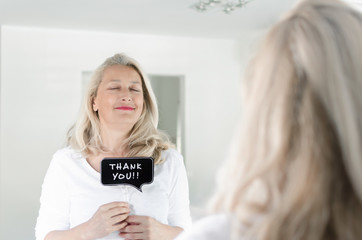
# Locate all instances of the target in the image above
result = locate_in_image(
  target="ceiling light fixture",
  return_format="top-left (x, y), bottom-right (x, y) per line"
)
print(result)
top-left (191, 0), bottom-right (254, 14)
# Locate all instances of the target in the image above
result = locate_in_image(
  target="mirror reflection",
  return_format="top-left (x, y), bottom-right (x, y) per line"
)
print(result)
top-left (0, 0), bottom-right (298, 239)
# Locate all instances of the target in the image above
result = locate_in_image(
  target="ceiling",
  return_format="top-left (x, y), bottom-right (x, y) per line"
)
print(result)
top-left (0, 0), bottom-right (297, 40)
top-left (0, 0), bottom-right (361, 40)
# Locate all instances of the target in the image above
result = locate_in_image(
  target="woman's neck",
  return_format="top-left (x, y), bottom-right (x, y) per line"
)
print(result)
top-left (99, 124), bottom-right (131, 155)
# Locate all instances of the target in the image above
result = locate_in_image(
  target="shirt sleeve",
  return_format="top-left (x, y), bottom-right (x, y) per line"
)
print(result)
top-left (35, 151), bottom-right (71, 240)
top-left (175, 214), bottom-right (231, 240)
top-left (166, 150), bottom-right (192, 230)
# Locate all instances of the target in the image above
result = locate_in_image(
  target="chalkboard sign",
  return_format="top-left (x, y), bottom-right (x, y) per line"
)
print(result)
top-left (101, 157), bottom-right (154, 192)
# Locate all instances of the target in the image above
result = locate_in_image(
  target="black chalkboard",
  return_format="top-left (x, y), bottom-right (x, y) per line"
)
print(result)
top-left (101, 157), bottom-right (154, 192)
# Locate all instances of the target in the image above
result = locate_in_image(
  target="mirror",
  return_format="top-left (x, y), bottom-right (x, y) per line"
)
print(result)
top-left (0, 1), bottom-right (296, 238)
top-left (0, 26), bottom-right (246, 240)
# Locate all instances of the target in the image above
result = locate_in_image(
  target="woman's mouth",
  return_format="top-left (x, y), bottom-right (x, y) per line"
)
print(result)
top-left (115, 106), bottom-right (135, 111)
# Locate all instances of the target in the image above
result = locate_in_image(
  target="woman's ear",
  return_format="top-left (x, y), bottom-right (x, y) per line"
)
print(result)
top-left (92, 99), bottom-right (98, 112)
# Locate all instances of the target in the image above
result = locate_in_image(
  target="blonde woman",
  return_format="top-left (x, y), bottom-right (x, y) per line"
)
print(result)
top-left (36, 53), bottom-right (191, 240)
top-left (177, 0), bottom-right (362, 239)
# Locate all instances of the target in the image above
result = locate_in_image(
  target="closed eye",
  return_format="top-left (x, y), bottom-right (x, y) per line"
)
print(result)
top-left (130, 88), bottom-right (141, 92)
top-left (109, 87), bottom-right (120, 90)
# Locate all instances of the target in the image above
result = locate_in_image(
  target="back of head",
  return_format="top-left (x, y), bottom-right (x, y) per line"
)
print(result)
top-left (212, 0), bottom-right (362, 239)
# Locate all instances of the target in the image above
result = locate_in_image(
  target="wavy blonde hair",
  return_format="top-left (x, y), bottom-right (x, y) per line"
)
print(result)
top-left (212, 0), bottom-right (362, 239)
top-left (67, 53), bottom-right (171, 164)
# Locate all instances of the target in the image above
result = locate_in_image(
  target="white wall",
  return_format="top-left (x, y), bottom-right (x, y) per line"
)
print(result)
top-left (0, 26), bottom-right (253, 239)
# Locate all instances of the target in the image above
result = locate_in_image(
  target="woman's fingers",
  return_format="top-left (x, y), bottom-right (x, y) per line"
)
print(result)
top-left (85, 201), bottom-right (130, 238)
top-left (110, 212), bottom-right (130, 226)
top-left (121, 222), bottom-right (143, 233)
top-left (108, 206), bottom-right (130, 217)
top-left (119, 231), bottom-right (144, 240)
top-left (105, 203), bottom-right (130, 227)
top-left (112, 220), bottom-right (128, 231)
top-left (120, 216), bottom-right (154, 239)
top-left (126, 215), bottom-right (149, 224)
top-left (103, 201), bottom-right (129, 210)
top-left (101, 202), bottom-right (130, 221)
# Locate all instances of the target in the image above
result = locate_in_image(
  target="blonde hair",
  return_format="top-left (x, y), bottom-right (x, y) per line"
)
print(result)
top-left (67, 53), bottom-right (171, 164)
top-left (212, 0), bottom-right (362, 239)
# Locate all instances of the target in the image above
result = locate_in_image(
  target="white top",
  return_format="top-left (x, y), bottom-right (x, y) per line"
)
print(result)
top-left (35, 147), bottom-right (191, 240)
top-left (175, 214), bottom-right (233, 240)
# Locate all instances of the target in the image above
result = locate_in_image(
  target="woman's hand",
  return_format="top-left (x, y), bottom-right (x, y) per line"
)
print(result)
top-left (119, 215), bottom-right (183, 240)
top-left (83, 201), bottom-right (130, 239)
top-left (44, 202), bottom-right (130, 240)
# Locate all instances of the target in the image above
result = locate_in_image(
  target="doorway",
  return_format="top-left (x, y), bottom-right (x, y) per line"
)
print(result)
top-left (149, 75), bottom-right (185, 158)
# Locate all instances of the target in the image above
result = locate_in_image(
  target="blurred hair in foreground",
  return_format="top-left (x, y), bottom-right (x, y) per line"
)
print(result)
top-left (211, 0), bottom-right (362, 239)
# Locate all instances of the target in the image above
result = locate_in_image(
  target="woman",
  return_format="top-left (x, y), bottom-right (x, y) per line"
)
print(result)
top-left (177, 0), bottom-right (362, 239)
top-left (36, 53), bottom-right (191, 240)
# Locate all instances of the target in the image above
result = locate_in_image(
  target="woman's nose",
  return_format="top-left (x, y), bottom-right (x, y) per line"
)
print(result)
top-left (120, 89), bottom-right (132, 101)
top-left (121, 97), bottom-right (131, 102)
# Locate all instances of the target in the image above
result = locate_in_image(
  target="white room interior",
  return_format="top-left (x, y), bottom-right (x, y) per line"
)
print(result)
top-left (6, 0), bottom-right (362, 239)
top-left (0, 27), bottom-right (246, 238)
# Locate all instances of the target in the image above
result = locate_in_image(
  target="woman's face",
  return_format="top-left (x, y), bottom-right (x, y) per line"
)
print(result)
top-left (93, 65), bottom-right (144, 131)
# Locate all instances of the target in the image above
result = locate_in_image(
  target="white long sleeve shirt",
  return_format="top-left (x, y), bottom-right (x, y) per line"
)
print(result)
top-left (35, 147), bottom-right (191, 240)
top-left (176, 214), bottom-right (231, 240)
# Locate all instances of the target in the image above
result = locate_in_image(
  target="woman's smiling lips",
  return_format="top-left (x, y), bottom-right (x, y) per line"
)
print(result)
top-left (115, 106), bottom-right (135, 111)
